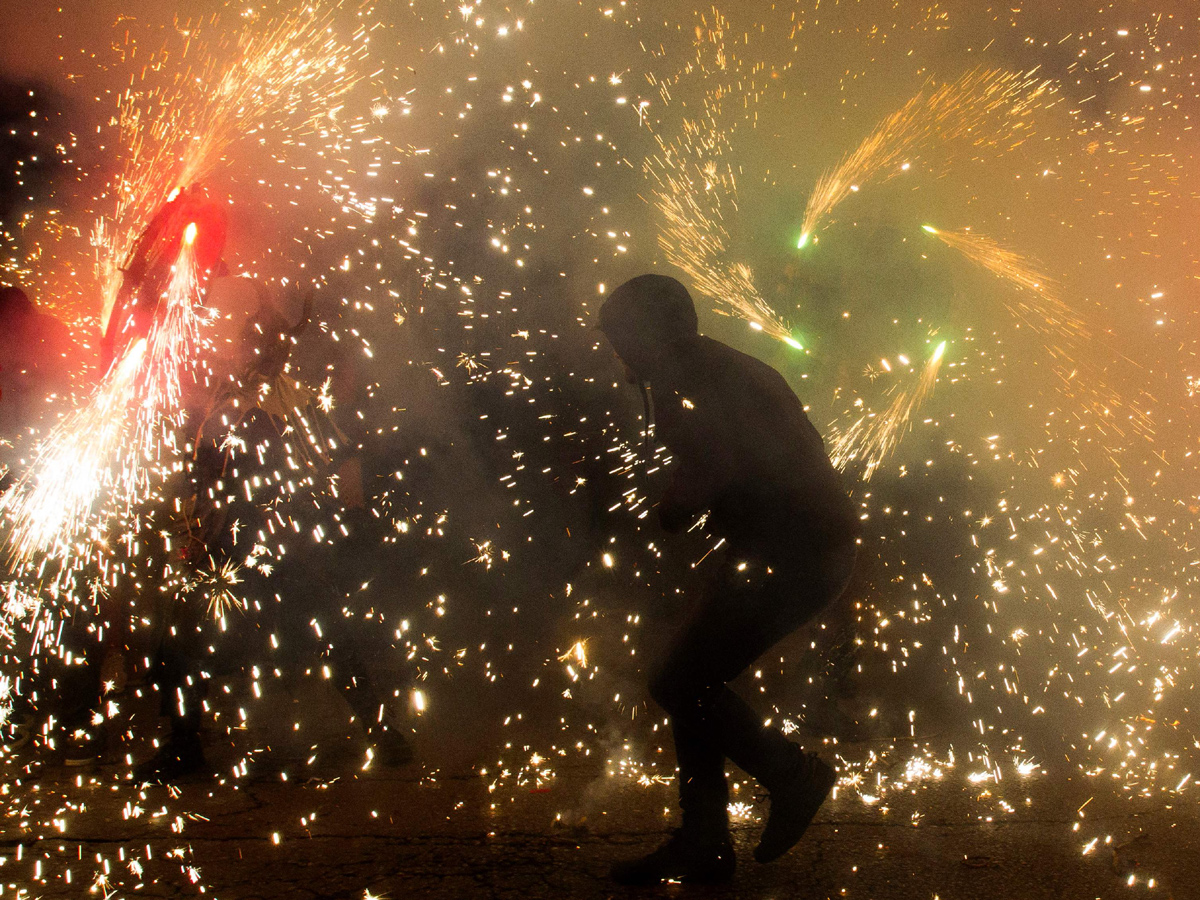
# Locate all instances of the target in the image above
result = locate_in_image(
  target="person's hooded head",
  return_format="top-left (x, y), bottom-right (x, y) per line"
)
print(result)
top-left (0, 286), bottom-right (35, 324)
top-left (597, 274), bottom-right (698, 381)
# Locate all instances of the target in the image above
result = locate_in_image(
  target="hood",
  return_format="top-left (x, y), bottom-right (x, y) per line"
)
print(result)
top-left (0, 286), bottom-right (35, 321)
top-left (597, 274), bottom-right (698, 353)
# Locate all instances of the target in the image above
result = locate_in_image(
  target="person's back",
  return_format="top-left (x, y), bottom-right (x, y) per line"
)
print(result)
top-left (656, 334), bottom-right (858, 558)
top-left (599, 274), bottom-right (858, 886)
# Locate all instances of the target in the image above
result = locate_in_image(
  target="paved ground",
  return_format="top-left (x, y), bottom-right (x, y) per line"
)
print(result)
top-left (3, 734), bottom-right (1194, 900)
top-left (0, 669), bottom-right (1191, 899)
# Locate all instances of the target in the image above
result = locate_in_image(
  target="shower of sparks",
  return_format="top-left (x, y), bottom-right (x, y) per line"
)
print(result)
top-left (131, 229), bottom-right (207, 455)
top-left (2, 1), bottom-right (368, 590)
top-left (922, 224), bottom-right (1086, 339)
top-left (197, 556), bottom-right (246, 619)
top-left (643, 9), bottom-right (797, 346)
top-left (647, 143), bottom-right (793, 344)
top-left (99, 1), bottom-right (369, 329)
top-left (0, 231), bottom-right (205, 594)
top-left (799, 68), bottom-right (1054, 245)
top-left (0, 338), bottom-right (144, 572)
top-left (923, 224), bottom-right (1154, 440)
top-left (830, 341), bottom-right (946, 479)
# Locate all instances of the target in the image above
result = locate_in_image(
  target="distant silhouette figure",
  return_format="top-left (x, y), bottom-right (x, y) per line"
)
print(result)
top-left (0, 285), bottom-right (74, 452)
top-left (0, 286), bottom-right (73, 408)
top-left (598, 274), bottom-right (859, 885)
top-left (101, 185), bottom-right (227, 369)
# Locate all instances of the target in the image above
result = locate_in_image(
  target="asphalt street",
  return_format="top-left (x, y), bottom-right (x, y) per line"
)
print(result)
top-left (3, 692), bottom-right (1193, 900)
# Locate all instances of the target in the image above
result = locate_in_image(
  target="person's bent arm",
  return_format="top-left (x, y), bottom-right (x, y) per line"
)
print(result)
top-left (658, 453), bottom-right (723, 532)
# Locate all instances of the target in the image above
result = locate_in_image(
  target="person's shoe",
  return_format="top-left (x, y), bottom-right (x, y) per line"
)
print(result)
top-left (371, 728), bottom-right (415, 767)
top-left (4, 711), bottom-right (35, 752)
top-left (134, 732), bottom-right (208, 783)
top-left (63, 720), bottom-right (107, 766)
top-left (611, 827), bottom-right (735, 885)
top-left (754, 752), bottom-right (837, 863)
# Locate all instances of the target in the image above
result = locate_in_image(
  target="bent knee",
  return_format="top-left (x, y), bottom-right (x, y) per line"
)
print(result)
top-left (649, 664), bottom-right (711, 716)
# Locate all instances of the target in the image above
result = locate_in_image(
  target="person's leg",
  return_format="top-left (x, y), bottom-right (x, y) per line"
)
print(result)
top-left (643, 545), bottom-right (856, 870)
top-left (649, 557), bottom-right (822, 804)
top-left (645, 586), bottom-right (773, 834)
top-left (324, 518), bottom-right (415, 767)
top-left (614, 558), bottom-right (802, 885)
top-left (54, 621), bottom-right (107, 762)
top-left (135, 602), bottom-right (208, 781)
top-left (329, 616), bottom-right (414, 766)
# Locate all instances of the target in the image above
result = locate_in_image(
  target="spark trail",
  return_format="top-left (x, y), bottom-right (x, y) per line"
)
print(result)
top-left (923, 224), bottom-right (1153, 440)
top-left (921, 225), bottom-right (1085, 339)
top-left (798, 68), bottom-right (1053, 247)
top-left (830, 341), bottom-right (946, 479)
top-left (644, 10), bottom-right (800, 348)
top-left (0, 339), bottom-right (145, 572)
top-left (101, 1), bottom-right (369, 328)
top-left (647, 140), bottom-right (797, 346)
top-left (0, 234), bottom-right (203, 586)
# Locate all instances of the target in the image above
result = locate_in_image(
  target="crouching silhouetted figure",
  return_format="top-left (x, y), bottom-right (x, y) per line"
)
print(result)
top-left (598, 275), bottom-right (860, 885)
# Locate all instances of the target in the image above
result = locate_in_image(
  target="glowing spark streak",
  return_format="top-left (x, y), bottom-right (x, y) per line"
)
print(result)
top-left (830, 342), bottom-right (946, 479)
top-left (647, 143), bottom-right (791, 342)
top-left (800, 69), bottom-right (1053, 242)
top-left (643, 10), bottom-right (793, 345)
top-left (0, 341), bottom-right (145, 568)
top-left (100, 3), bottom-right (368, 328)
top-left (1, 239), bottom-right (205, 588)
top-left (925, 225), bottom-right (1152, 438)
top-left (923, 226), bottom-right (1085, 338)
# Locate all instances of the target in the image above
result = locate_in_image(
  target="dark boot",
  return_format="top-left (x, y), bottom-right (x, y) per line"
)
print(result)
top-left (611, 823), bottom-right (735, 885)
top-left (370, 726), bottom-right (415, 767)
top-left (134, 730), bottom-right (207, 783)
top-left (754, 752), bottom-right (837, 863)
top-left (63, 718), bottom-right (108, 766)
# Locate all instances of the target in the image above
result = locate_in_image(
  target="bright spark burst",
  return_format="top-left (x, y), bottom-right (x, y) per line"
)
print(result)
top-left (0, 339), bottom-right (145, 573)
top-left (197, 556), bottom-right (246, 619)
top-left (800, 69), bottom-right (1053, 243)
top-left (643, 9), bottom-right (794, 346)
top-left (1, 233), bottom-right (206, 598)
top-left (923, 224), bottom-right (1153, 440)
top-left (830, 341), bottom-right (946, 479)
top-left (99, 1), bottom-right (368, 330)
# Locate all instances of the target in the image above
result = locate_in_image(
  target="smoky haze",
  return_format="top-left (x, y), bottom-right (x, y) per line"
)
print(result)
top-left (0, 6), bottom-right (1196, 891)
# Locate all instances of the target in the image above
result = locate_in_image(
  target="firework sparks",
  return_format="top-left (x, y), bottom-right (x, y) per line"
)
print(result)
top-left (923, 224), bottom-right (1153, 440)
top-left (99, 1), bottom-right (369, 330)
top-left (196, 556), bottom-right (245, 619)
top-left (642, 10), bottom-right (800, 348)
top-left (2, 1), bottom-right (368, 591)
top-left (921, 224), bottom-right (1085, 339)
top-left (799, 69), bottom-right (1053, 245)
top-left (647, 143), bottom-right (794, 344)
top-left (1, 2), bottom-right (1198, 896)
top-left (0, 229), bottom-right (206, 588)
top-left (830, 341), bottom-right (946, 479)
top-left (0, 340), bottom-right (145, 573)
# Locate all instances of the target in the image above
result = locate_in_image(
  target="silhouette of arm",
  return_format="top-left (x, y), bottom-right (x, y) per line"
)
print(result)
top-left (659, 461), bottom-right (716, 532)
top-left (655, 389), bottom-right (728, 532)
